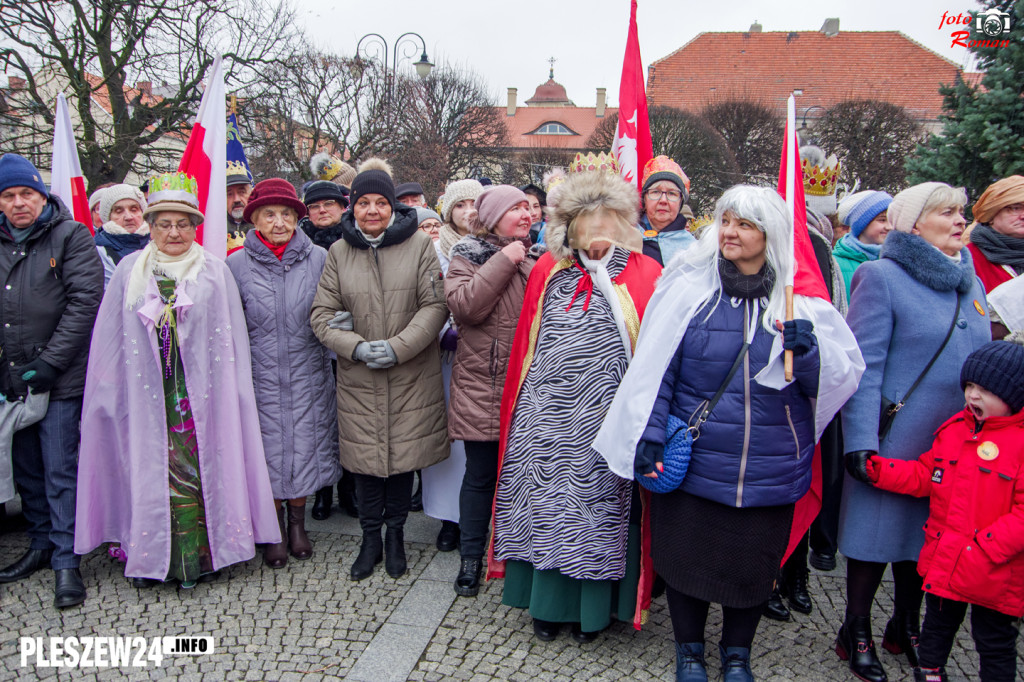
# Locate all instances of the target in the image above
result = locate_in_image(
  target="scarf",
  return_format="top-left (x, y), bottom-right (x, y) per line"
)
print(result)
top-left (438, 223), bottom-right (464, 258)
top-left (300, 218), bottom-right (344, 250)
top-left (126, 241), bottom-right (207, 309)
top-left (569, 248), bottom-right (634, 361)
top-left (718, 257), bottom-right (776, 299)
top-left (970, 222), bottom-right (1024, 273)
top-left (101, 220), bottom-right (150, 237)
top-left (840, 233), bottom-right (882, 260)
top-left (253, 229), bottom-right (288, 260)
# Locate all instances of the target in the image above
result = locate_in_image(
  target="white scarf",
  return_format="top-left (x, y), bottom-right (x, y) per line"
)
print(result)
top-left (579, 247), bottom-right (633, 361)
top-left (125, 241), bottom-right (207, 309)
top-left (100, 220), bottom-right (150, 237)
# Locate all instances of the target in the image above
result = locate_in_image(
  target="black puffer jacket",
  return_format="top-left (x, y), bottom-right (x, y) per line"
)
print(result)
top-left (0, 196), bottom-right (104, 399)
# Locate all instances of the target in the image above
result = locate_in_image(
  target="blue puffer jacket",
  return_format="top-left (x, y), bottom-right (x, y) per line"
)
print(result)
top-left (642, 294), bottom-right (820, 508)
top-left (94, 227), bottom-right (149, 264)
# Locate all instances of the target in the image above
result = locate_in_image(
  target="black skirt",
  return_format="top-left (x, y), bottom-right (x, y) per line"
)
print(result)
top-left (650, 489), bottom-right (794, 608)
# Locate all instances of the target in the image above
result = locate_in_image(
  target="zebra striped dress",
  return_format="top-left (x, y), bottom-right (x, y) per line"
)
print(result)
top-left (493, 248), bottom-right (632, 581)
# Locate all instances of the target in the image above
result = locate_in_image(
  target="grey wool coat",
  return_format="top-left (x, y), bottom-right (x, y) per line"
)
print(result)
top-left (227, 228), bottom-right (341, 499)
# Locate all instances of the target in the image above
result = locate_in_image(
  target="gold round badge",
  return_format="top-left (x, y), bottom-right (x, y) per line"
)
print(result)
top-left (974, 300), bottom-right (985, 316)
top-left (978, 441), bottom-right (999, 461)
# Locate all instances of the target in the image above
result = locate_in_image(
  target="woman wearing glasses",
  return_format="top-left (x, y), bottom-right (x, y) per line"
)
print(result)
top-left (966, 175), bottom-right (1024, 293)
top-left (639, 156), bottom-right (696, 266)
top-left (75, 172), bottom-right (280, 590)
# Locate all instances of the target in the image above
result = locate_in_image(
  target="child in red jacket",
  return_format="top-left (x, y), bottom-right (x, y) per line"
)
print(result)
top-left (848, 340), bottom-right (1024, 682)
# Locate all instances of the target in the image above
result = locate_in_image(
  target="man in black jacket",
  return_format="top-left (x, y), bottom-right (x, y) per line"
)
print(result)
top-left (0, 154), bottom-right (103, 609)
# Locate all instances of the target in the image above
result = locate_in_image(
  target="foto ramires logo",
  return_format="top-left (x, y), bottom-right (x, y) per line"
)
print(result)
top-left (940, 8), bottom-right (1013, 47)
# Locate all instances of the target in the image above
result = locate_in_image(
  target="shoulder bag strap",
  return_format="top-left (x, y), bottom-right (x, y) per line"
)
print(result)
top-left (888, 294), bottom-right (961, 416)
top-left (685, 340), bottom-right (750, 439)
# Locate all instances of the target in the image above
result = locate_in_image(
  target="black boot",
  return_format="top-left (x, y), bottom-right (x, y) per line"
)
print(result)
top-left (384, 528), bottom-right (406, 578)
top-left (312, 485), bottom-right (332, 521)
top-left (409, 471), bottom-right (423, 512)
top-left (763, 583), bottom-right (790, 621)
top-left (454, 557), bottom-right (481, 597)
top-left (0, 548), bottom-right (53, 583)
top-left (54, 568), bottom-right (87, 609)
top-left (882, 609), bottom-right (920, 667)
top-left (808, 548), bottom-right (836, 571)
top-left (835, 614), bottom-right (888, 682)
top-left (350, 533), bottom-right (383, 581)
top-left (436, 521), bottom-right (460, 552)
top-left (781, 568), bottom-right (812, 615)
top-left (913, 667), bottom-right (948, 682)
top-left (339, 472), bottom-right (358, 518)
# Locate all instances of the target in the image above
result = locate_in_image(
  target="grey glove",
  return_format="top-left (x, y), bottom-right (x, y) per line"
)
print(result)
top-left (366, 340), bottom-right (398, 369)
top-left (353, 342), bottom-right (384, 365)
top-left (328, 310), bottom-right (354, 331)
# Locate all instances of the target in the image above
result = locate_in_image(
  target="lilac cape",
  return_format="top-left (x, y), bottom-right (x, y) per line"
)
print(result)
top-left (74, 251), bottom-right (280, 579)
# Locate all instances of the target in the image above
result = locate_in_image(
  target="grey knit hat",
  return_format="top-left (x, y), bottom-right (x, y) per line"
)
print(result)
top-left (99, 184), bottom-right (147, 224)
top-left (441, 179), bottom-right (484, 224)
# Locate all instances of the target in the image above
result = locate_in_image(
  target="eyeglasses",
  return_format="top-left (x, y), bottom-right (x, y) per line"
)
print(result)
top-left (309, 200), bottom-right (339, 211)
top-left (1001, 203), bottom-right (1024, 216)
top-left (153, 220), bottom-right (196, 233)
top-left (646, 189), bottom-right (682, 203)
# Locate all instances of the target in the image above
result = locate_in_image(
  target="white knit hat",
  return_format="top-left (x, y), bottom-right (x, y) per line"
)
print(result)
top-left (887, 182), bottom-right (948, 233)
top-left (837, 190), bottom-right (873, 226)
top-left (99, 184), bottom-right (147, 224)
top-left (441, 179), bottom-right (483, 224)
top-left (88, 187), bottom-right (107, 211)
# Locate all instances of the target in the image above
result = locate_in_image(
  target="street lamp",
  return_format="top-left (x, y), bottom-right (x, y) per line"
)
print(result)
top-left (799, 105), bottom-right (827, 142)
top-left (355, 32), bottom-right (434, 101)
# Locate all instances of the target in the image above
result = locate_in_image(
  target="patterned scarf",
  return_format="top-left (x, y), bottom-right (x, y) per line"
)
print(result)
top-left (971, 223), bottom-right (1024, 273)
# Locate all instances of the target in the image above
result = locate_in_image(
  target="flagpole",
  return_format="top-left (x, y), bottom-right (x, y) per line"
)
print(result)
top-left (784, 94), bottom-right (797, 381)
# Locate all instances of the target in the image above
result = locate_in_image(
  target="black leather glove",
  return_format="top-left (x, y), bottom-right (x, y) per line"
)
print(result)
top-left (17, 358), bottom-right (59, 392)
top-left (634, 440), bottom-right (664, 478)
top-left (783, 319), bottom-right (815, 355)
top-left (844, 450), bottom-right (876, 484)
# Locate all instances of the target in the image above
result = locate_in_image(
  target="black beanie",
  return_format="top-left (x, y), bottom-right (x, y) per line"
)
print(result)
top-left (961, 340), bottom-right (1024, 414)
top-left (303, 180), bottom-right (349, 208)
top-left (349, 170), bottom-right (395, 209)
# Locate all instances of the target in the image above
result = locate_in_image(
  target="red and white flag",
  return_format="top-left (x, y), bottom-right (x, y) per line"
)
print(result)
top-left (50, 94), bottom-right (93, 234)
top-left (612, 0), bottom-right (653, 191)
top-left (776, 94), bottom-right (829, 301)
top-left (178, 55), bottom-right (227, 260)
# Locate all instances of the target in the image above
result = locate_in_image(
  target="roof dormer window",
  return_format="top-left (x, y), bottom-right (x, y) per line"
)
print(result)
top-left (531, 121), bottom-right (575, 135)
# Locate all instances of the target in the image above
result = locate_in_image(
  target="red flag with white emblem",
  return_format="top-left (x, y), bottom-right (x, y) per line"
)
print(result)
top-left (612, 0), bottom-right (653, 191)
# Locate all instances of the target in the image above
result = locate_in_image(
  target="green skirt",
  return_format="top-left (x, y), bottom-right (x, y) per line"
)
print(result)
top-left (501, 522), bottom-right (641, 633)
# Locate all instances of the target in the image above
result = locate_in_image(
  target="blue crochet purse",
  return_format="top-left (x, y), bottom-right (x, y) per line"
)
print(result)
top-left (637, 341), bottom-right (749, 494)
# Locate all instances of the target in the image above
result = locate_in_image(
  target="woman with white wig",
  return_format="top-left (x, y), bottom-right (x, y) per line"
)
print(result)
top-left (595, 185), bottom-right (863, 681)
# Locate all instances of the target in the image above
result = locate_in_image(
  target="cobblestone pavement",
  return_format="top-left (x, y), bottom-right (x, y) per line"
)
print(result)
top-left (1, 499), bottom-right (1020, 681)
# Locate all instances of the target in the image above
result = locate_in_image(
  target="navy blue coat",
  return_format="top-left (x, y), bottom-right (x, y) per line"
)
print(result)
top-left (94, 228), bottom-right (149, 264)
top-left (643, 294), bottom-right (820, 508)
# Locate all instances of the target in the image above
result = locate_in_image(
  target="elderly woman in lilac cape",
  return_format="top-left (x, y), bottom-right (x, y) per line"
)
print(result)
top-left (74, 180), bottom-right (279, 585)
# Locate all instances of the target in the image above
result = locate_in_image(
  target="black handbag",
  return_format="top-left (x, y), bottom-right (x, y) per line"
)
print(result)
top-left (878, 295), bottom-right (961, 438)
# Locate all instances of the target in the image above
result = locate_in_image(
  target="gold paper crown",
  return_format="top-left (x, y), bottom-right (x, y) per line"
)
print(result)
top-left (570, 152), bottom-right (619, 175)
top-left (801, 155), bottom-right (842, 197)
top-left (148, 172), bottom-right (199, 200)
top-left (687, 214), bottom-right (714, 235)
top-left (226, 160), bottom-right (249, 177)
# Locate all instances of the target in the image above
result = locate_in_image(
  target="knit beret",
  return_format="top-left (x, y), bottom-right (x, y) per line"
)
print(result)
top-left (473, 185), bottom-right (528, 233)
top-left (302, 180), bottom-right (349, 208)
top-left (888, 182), bottom-right (949, 233)
top-left (349, 170), bottom-right (395, 209)
top-left (0, 154), bottom-right (47, 198)
top-left (441, 179), bottom-right (484, 224)
top-left (88, 187), bottom-right (107, 210)
top-left (99, 184), bottom-right (147, 224)
top-left (961, 340), bottom-right (1024, 414)
top-left (846, 190), bottom-right (893, 238)
top-left (395, 182), bottom-right (424, 199)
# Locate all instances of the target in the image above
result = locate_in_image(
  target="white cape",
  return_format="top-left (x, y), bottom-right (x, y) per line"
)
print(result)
top-left (593, 257), bottom-right (865, 480)
top-left (988, 276), bottom-right (1024, 331)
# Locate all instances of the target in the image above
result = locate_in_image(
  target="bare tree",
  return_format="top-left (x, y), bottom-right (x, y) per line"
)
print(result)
top-left (811, 100), bottom-right (923, 194)
top-left (0, 0), bottom-right (296, 189)
top-left (495, 145), bottom-right (576, 188)
top-left (701, 100), bottom-right (783, 186)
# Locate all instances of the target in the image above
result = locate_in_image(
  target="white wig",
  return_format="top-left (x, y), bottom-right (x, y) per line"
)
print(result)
top-left (671, 184), bottom-right (791, 335)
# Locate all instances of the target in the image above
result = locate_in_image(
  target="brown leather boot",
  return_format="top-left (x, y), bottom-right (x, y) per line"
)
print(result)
top-left (264, 506), bottom-right (288, 569)
top-left (287, 504), bottom-right (313, 559)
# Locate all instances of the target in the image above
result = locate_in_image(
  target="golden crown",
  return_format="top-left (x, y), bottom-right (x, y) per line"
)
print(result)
top-left (570, 152), bottom-right (619, 175)
top-left (226, 160), bottom-right (248, 177)
top-left (801, 155), bottom-right (842, 197)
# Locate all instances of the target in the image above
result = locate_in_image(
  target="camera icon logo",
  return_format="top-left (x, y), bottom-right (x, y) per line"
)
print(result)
top-left (975, 8), bottom-right (1012, 37)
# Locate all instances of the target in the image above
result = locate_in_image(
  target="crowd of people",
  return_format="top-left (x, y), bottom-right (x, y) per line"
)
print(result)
top-left (0, 145), bottom-right (1022, 682)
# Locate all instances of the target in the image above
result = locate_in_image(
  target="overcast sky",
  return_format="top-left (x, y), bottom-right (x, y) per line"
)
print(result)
top-left (300, 0), bottom-right (979, 106)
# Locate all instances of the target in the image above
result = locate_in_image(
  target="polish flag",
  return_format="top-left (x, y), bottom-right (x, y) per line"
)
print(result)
top-left (50, 94), bottom-right (94, 234)
top-left (612, 0), bottom-right (653, 191)
top-left (178, 55), bottom-right (227, 260)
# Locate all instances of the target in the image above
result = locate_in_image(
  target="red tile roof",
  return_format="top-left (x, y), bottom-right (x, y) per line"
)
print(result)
top-left (500, 106), bottom-right (618, 150)
top-left (647, 30), bottom-right (979, 122)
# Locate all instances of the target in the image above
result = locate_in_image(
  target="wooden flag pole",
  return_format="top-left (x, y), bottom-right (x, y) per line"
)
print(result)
top-left (784, 94), bottom-right (797, 381)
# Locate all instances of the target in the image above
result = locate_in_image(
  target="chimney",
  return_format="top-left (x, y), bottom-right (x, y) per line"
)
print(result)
top-left (8, 76), bottom-right (26, 90)
top-left (136, 81), bottom-right (152, 97)
top-left (596, 88), bottom-right (606, 118)
top-left (749, 21), bottom-right (762, 32)
top-left (506, 87), bottom-right (517, 117)
top-left (821, 18), bottom-right (840, 37)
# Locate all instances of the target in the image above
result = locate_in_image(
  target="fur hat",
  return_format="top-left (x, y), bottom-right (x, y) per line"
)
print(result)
top-left (441, 179), bottom-right (484, 224)
top-left (888, 182), bottom-right (949, 233)
top-left (961, 340), bottom-right (1024, 414)
top-left (545, 171), bottom-right (641, 261)
top-left (99, 184), bottom-right (147, 224)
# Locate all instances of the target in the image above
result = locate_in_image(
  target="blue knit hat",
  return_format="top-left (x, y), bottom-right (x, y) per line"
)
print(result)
top-left (0, 154), bottom-right (47, 198)
top-left (846, 190), bottom-right (893, 238)
top-left (961, 340), bottom-right (1024, 414)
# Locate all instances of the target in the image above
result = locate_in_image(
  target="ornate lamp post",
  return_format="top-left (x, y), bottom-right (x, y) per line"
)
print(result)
top-left (354, 32), bottom-right (434, 102)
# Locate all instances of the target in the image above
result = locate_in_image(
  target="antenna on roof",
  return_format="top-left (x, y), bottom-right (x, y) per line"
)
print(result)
top-left (547, 56), bottom-right (557, 80)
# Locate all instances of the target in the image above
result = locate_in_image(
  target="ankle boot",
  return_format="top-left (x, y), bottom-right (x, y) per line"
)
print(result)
top-left (835, 614), bottom-right (888, 682)
top-left (287, 505), bottom-right (313, 559)
top-left (718, 644), bottom-right (753, 682)
top-left (311, 485), bottom-right (332, 520)
top-left (350, 532), bottom-right (383, 581)
top-left (436, 520), bottom-right (460, 552)
top-left (263, 506), bottom-right (288, 569)
top-left (882, 609), bottom-right (920, 667)
top-left (384, 527), bottom-right (406, 578)
top-left (781, 568), bottom-right (812, 615)
top-left (913, 667), bottom-right (948, 682)
top-left (763, 583), bottom-right (790, 621)
top-left (674, 642), bottom-right (708, 682)
top-left (454, 557), bottom-right (482, 597)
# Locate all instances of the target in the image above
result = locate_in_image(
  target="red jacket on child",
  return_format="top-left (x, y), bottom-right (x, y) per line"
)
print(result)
top-left (871, 408), bottom-right (1024, 617)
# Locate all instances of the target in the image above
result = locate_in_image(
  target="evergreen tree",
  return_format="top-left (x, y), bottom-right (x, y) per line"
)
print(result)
top-left (905, 0), bottom-right (1024, 207)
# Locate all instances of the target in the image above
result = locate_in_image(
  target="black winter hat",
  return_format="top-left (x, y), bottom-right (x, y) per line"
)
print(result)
top-left (960, 340), bottom-right (1024, 414)
top-left (395, 182), bottom-right (424, 199)
top-left (303, 180), bottom-right (349, 208)
top-left (349, 170), bottom-right (395, 209)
